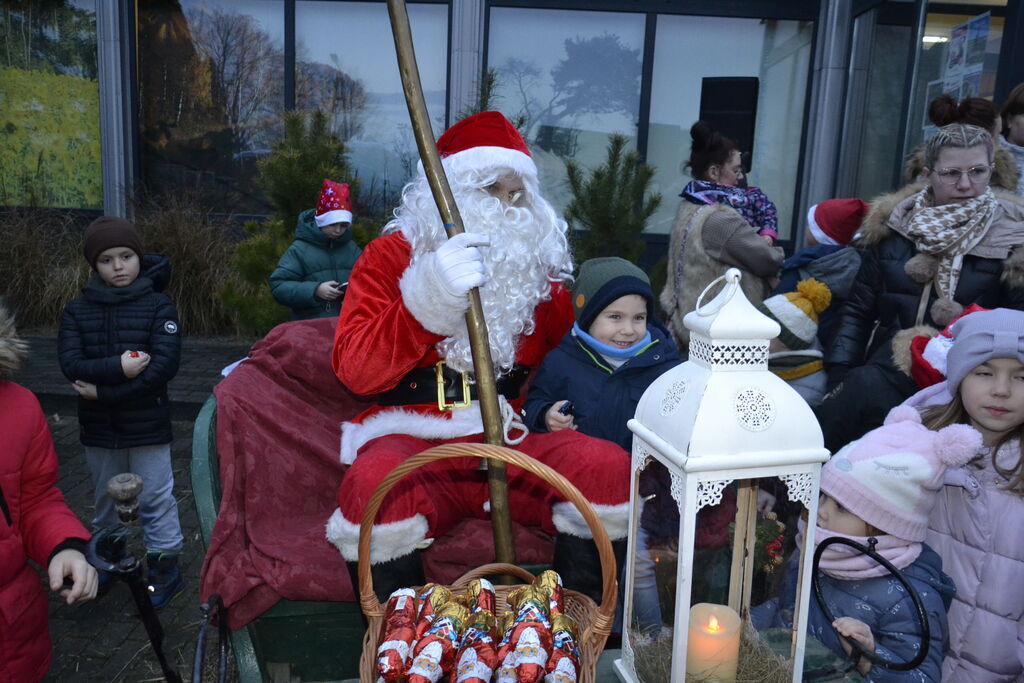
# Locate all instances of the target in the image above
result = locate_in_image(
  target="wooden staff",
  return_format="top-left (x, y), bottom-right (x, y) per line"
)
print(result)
top-left (385, 0), bottom-right (516, 567)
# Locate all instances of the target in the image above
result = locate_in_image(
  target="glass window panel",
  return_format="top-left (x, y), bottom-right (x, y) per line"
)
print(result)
top-left (849, 19), bottom-right (912, 200)
top-left (0, 0), bottom-right (102, 209)
top-left (138, 0), bottom-right (285, 213)
top-left (295, 1), bottom-right (448, 215)
top-left (487, 7), bottom-right (645, 214)
top-left (905, 5), bottom-right (1005, 157)
top-left (647, 16), bottom-right (813, 240)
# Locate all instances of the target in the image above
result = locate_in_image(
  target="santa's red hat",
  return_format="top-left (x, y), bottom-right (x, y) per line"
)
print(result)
top-left (806, 198), bottom-right (869, 246)
top-left (434, 111), bottom-right (536, 180)
top-left (315, 179), bottom-right (352, 227)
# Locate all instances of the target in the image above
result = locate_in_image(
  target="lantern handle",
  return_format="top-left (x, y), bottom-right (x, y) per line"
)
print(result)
top-left (811, 536), bottom-right (930, 671)
top-left (694, 268), bottom-right (742, 317)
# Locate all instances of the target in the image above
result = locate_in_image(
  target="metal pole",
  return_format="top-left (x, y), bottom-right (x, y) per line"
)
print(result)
top-left (385, 0), bottom-right (516, 568)
top-left (893, 0), bottom-right (928, 186)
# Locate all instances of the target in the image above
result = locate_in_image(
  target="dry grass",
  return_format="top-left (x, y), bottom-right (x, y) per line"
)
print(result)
top-left (0, 208), bottom-right (89, 329)
top-left (133, 194), bottom-right (238, 336)
top-left (0, 198), bottom-right (245, 336)
top-left (631, 622), bottom-right (792, 682)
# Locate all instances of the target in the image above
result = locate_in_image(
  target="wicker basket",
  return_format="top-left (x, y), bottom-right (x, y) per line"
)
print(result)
top-left (356, 442), bottom-right (618, 682)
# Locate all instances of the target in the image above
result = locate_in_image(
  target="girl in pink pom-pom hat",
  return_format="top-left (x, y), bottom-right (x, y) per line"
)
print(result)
top-left (754, 406), bottom-right (980, 680)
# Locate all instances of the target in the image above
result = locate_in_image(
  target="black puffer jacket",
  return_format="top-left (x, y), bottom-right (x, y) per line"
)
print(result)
top-left (58, 254), bottom-right (181, 448)
top-left (828, 187), bottom-right (1024, 381)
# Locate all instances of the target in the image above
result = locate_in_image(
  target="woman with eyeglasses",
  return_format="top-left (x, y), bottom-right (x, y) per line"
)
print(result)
top-left (818, 124), bottom-right (1024, 451)
top-left (902, 94), bottom-right (1019, 191)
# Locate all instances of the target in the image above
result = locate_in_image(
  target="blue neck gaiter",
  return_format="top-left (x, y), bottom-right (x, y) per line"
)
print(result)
top-left (573, 322), bottom-right (652, 359)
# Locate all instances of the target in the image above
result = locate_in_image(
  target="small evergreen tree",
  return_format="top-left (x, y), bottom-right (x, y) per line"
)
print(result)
top-left (221, 110), bottom-right (359, 335)
top-left (565, 134), bottom-right (661, 264)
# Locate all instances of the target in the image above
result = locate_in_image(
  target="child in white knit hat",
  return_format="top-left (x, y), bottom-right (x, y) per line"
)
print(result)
top-left (754, 406), bottom-right (980, 680)
top-left (758, 277), bottom-right (832, 406)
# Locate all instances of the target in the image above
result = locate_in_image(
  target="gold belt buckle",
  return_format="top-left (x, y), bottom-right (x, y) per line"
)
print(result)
top-left (436, 360), bottom-right (471, 411)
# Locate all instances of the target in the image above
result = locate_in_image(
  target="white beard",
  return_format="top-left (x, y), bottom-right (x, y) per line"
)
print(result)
top-left (384, 169), bottom-right (573, 375)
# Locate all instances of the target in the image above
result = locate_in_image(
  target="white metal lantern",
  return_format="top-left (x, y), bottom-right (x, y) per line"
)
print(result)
top-left (614, 268), bottom-right (829, 683)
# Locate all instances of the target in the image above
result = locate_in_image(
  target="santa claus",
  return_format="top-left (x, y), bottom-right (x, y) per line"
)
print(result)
top-left (325, 111), bottom-right (630, 600)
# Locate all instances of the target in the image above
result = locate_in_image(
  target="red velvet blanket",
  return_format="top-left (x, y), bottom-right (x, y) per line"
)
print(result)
top-left (199, 318), bottom-right (553, 629)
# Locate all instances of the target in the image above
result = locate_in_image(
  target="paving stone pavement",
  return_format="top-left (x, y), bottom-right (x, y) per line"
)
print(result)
top-left (10, 332), bottom-right (254, 682)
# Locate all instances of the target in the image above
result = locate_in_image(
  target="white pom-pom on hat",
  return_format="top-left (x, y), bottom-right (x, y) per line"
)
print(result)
top-left (933, 424), bottom-right (982, 467)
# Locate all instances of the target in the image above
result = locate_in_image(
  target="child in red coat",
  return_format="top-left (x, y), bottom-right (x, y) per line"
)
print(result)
top-left (0, 302), bottom-right (96, 681)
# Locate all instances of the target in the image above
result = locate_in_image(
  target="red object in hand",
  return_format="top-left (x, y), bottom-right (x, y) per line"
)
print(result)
top-left (129, 351), bottom-right (140, 358)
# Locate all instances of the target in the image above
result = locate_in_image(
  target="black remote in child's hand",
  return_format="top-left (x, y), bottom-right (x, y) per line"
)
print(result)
top-left (557, 401), bottom-right (574, 416)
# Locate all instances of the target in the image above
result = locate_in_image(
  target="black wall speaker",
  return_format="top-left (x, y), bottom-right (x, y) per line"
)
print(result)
top-left (699, 76), bottom-right (760, 172)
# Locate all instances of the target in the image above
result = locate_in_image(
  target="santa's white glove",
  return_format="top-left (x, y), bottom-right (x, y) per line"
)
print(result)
top-left (400, 232), bottom-right (490, 337)
top-left (433, 233), bottom-right (490, 299)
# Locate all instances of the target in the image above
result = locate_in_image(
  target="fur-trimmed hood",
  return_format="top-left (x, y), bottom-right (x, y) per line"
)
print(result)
top-left (858, 186), bottom-right (1024, 250)
top-left (902, 144), bottom-right (1020, 191)
top-left (0, 303), bottom-right (27, 378)
top-left (891, 324), bottom-right (938, 378)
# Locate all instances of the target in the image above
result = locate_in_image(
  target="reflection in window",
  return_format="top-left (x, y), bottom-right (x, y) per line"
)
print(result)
top-left (0, 0), bottom-right (101, 209)
top-left (295, 1), bottom-right (448, 216)
top-left (487, 7), bottom-right (645, 213)
top-left (138, 0), bottom-right (285, 213)
top-left (852, 22), bottom-right (911, 200)
top-left (647, 16), bottom-right (813, 240)
top-left (905, 10), bottom-right (1004, 155)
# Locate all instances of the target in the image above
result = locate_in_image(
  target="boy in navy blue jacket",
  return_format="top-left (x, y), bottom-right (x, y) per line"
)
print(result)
top-left (57, 216), bottom-right (185, 608)
top-left (524, 257), bottom-right (679, 450)
top-left (524, 257), bottom-right (680, 639)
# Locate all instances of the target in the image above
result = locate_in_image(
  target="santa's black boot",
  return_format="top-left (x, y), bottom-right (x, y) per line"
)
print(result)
top-left (346, 550), bottom-right (425, 604)
top-left (553, 534), bottom-right (627, 604)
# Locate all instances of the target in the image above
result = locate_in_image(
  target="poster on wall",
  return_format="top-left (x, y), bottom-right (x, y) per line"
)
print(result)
top-left (942, 13), bottom-right (990, 100)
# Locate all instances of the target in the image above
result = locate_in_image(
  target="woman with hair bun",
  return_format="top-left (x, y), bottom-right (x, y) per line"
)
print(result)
top-left (1001, 82), bottom-right (1024, 196)
top-left (903, 94), bottom-right (1019, 191)
top-left (660, 120), bottom-right (784, 348)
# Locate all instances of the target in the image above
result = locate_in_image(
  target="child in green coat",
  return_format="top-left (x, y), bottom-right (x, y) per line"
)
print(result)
top-left (270, 179), bottom-right (362, 320)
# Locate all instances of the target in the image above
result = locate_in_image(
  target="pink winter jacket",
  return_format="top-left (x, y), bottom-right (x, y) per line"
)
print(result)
top-left (905, 383), bottom-right (1024, 682)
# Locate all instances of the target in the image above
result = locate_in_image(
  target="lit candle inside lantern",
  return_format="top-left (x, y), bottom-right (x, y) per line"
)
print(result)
top-left (686, 603), bottom-right (741, 682)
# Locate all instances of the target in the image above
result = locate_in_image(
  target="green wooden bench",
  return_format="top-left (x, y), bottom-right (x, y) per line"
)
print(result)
top-left (191, 395), bottom-right (365, 681)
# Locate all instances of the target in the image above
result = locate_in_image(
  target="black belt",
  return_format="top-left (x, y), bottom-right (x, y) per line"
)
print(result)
top-left (377, 362), bottom-right (531, 409)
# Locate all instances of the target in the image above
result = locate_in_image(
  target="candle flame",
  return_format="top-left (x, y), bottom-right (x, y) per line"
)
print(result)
top-left (706, 615), bottom-right (721, 633)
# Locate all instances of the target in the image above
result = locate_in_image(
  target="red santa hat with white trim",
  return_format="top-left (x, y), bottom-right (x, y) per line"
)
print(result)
top-left (432, 111), bottom-right (537, 180)
top-left (314, 179), bottom-right (352, 228)
top-left (806, 198), bottom-right (869, 246)
top-left (907, 304), bottom-right (989, 388)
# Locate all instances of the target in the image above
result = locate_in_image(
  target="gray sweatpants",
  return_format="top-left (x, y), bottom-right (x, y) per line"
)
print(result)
top-left (84, 443), bottom-right (184, 554)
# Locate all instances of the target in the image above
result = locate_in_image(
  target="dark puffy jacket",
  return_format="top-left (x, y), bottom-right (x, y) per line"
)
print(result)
top-left (828, 187), bottom-right (1024, 382)
top-left (753, 543), bottom-right (955, 682)
top-left (775, 244), bottom-right (862, 347)
top-left (520, 324), bottom-right (739, 547)
top-left (523, 322), bottom-right (680, 450)
top-left (58, 254), bottom-right (181, 448)
top-left (269, 208), bottom-right (363, 320)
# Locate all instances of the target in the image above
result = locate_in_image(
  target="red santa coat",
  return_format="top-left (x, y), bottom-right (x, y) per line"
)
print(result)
top-left (328, 232), bottom-right (630, 564)
top-left (332, 231), bottom-right (573, 464)
top-left (0, 381), bottom-right (90, 681)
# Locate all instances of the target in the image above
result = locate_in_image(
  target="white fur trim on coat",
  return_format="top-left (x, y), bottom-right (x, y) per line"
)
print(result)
top-left (399, 255), bottom-right (468, 338)
top-left (325, 507), bottom-right (431, 563)
top-left (551, 501), bottom-right (630, 541)
top-left (339, 404), bottom-right (485, 465)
